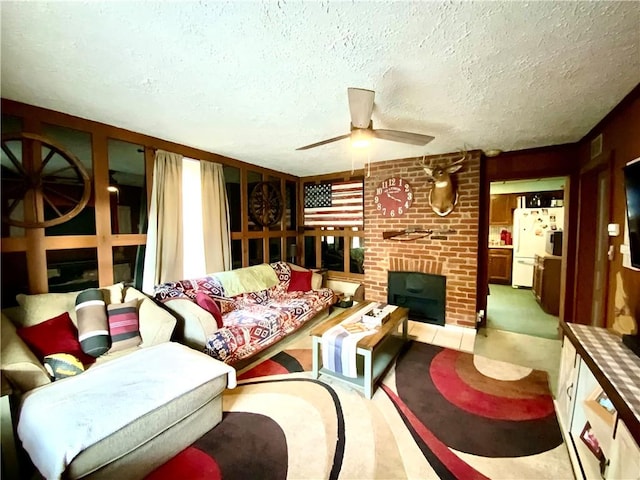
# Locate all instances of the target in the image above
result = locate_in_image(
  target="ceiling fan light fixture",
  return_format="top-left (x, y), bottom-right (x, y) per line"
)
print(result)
top-left (351, 129), bottom-right (372, 149)
top-left (295, 88), bottom-right (435, 151)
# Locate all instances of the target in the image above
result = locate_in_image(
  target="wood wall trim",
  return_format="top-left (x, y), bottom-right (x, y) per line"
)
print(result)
top-left (111, 234), bottom-right (147, 246)
top-left (0, 237), bottom-right (26, 252)
top-left (43, 236), bottom-right (98, 249)
top-left (2, 99), bottom-right (299, 180)
top-left (300, 169), bottom-right (365, 183)
top-left (92, 133), bottom-right (114, 286)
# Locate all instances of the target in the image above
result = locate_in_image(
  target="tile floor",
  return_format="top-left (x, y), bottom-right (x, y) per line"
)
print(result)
top-left (408, 320), bottom-right (476, 353)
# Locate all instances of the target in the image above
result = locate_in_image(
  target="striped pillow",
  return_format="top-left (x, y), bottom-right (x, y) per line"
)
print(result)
top-left (75, 289), bottom-right (110, 357)
top-left (107, 299), bottom-right (141, 352)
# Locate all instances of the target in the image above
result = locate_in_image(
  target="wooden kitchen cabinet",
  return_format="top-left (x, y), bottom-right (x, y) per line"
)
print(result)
top-left (488, 248), bottom-right (513, 284)
top-left (489, 194), bottom-right (517, 225)
top-left (533, 254), bottom-right (561, 315)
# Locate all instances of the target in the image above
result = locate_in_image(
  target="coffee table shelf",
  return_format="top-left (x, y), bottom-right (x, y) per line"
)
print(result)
top-left (311, 301), bottom-right (409, 399)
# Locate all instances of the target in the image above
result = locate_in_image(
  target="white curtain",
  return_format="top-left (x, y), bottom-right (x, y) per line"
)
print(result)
top-left (142, 150), bottom-right (183, 294)
top-left (201, 160), bottom-right (232, 272)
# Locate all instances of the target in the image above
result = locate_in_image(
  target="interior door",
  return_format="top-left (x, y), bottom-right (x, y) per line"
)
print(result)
top-left (591, 170), bottom-right (610, 326)
top-left (574, 164), bottom-right (610, 327)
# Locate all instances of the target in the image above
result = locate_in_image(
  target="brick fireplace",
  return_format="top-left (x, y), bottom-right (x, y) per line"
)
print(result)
top-left (364, 151), bottom-right (481, 328)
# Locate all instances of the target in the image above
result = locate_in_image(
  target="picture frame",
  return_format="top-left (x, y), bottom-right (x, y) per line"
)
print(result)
top-left (580, 422), bottom-right (605, 461)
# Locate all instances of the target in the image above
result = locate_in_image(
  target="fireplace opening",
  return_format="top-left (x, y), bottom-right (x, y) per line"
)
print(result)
top-left (387, 271), bottom-right (446, 325)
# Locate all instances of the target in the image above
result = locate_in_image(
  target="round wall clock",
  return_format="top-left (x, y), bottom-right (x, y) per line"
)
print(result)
top-left (374, 177), bottom-right (413, 217)
top-left (249, 181), bottom-right (284, 227)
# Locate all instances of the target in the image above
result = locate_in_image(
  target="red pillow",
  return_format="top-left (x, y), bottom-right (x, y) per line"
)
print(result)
top-left (288, 269), bottom-right (313, 292)
top-left (195, 292), bottom-right (224, 328)
top-left (16, 312), bottom-right (96, 366)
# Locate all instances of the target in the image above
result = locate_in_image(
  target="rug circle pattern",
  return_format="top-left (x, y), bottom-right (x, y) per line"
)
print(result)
top-left (146, 342), bottom-right (566, 479)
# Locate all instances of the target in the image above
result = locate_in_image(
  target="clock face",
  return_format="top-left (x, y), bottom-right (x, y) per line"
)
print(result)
top-left (374, 177), bottom-right (413, 217)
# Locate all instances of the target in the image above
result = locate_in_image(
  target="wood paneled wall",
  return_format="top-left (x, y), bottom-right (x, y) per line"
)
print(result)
top-left (575, 84), bottom-right (640, 329)
top-left (1, 99), bottom-right (299, 297)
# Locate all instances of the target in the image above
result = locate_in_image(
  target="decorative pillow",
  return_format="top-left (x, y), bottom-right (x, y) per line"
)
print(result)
top-left (353, 284), bottom-right (365, 301)
top-left (15, 284), bottom-right (124, 328)
top-left (195, 293), bottom-right (224, 329)
top-left (15, 292), bottom-right (78, 328)
top-left (107, 299), bottom-right (142, 352)
top-left (16, 312), bottom-right (96, 366)
top-left (43, 353), bottom-right (85, 380)
top-left (288, 269), bottom-right (313, 292)
top-left (75, 288), bottom-right (110, 357)
top-left (214, 296), bottom-right (237, 315)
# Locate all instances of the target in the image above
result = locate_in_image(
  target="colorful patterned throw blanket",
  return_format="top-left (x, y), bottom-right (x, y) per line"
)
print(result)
top-left (154, 262), bottom-right (334, 365)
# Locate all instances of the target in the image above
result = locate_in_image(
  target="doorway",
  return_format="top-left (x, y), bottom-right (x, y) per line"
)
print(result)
top-left (486, 177), bottom-right (568, 339)
top-left (573, 163), bottom-right (610, 327)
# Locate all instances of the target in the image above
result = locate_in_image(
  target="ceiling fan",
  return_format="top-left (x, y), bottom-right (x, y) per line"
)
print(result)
top-left (295, 88), bottom-right (435, 151)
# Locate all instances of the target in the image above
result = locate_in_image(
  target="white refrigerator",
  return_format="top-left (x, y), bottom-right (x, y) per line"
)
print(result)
top-left (512, 207), bottom-right (564, 288)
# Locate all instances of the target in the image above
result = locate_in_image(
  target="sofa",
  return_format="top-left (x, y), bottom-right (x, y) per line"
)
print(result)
top-left (1, 284), bottom-right (236, 480)
top-left (154, 261), bottom-right (335, 370)
top-left (1, 283), bottom-right (176, 397)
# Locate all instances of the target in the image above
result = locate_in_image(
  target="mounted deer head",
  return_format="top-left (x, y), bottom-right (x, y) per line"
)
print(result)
top-left (420, 151), bottom-right (466, 216)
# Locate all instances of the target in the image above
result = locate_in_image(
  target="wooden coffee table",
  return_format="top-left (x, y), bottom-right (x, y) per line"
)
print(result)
top-left (310, 301), bottom-right (409, 399)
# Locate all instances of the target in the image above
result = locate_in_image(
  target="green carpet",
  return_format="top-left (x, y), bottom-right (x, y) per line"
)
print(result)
top-left (487, 284), bottom-right (560, 340)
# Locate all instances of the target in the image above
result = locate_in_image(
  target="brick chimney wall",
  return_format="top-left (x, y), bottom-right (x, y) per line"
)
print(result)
top-left (364, 150), bottom-right (481, 328)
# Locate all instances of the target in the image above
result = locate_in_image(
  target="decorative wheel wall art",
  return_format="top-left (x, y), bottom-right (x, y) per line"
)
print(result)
top-left (249, 181), bottom-right (284, 227)
top-left (1, 133), bottom-right (91, 228)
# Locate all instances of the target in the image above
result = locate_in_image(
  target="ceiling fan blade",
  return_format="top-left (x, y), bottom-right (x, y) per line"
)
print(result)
top-left (348, 88), bottom-right (375, 129)
top-left (295, 133), bottom-right (351, 151)
top-left (373, 129), bottom-right (435, 146)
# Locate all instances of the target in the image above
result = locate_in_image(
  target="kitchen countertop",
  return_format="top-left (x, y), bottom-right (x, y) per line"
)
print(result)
top-left (488, 245), bottom-right (513, 249)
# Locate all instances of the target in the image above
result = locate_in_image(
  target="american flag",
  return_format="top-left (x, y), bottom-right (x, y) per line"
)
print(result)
top-left (304, 180), bottom-right (363, 227)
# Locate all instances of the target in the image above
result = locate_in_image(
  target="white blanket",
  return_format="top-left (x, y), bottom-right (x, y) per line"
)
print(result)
top-left (18, 342), bottom-right (236, 480)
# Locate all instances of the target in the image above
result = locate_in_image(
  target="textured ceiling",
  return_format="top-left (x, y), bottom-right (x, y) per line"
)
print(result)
top-left (1, 1), bottom-right (639, 177)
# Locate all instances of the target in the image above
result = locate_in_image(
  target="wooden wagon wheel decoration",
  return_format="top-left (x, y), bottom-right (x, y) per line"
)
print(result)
top-left (1, 133), bottom-right (91, 228)
top-left (249, 181), bottom-right (284, 227)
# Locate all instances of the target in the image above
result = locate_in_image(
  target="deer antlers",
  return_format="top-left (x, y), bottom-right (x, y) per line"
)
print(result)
top-left (419, 149), bottom-right (467, 172)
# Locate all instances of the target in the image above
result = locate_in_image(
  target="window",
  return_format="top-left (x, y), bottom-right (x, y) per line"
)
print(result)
top-left (1, 252), bottom-right (27, 307)
top-left (249, 238), bottom-right (263, 266)
top-left (108, 139), bottom-right (146, 234)
top-left (47, 248), bottom-right (98, 292)
top-left (181, 158), bottom-right (206, 278)
top-left (269, 237), bottom-right (281, 263)
top-left (1, 115), bottom-right (24, 238)
top-left (224, 166), bottom-right (241, 232)
top-left (42, 124), bottom-right (95, 236)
